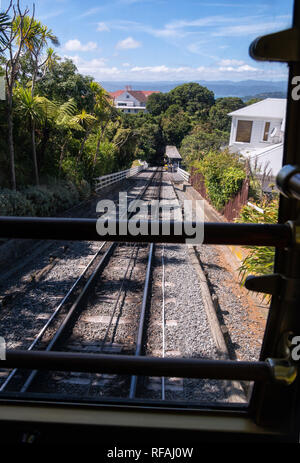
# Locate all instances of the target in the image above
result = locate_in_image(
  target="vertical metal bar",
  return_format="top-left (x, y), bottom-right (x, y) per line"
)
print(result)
top-left (250, 1), bottom-right (300, 434)
top-left (161, 245), bottom-right (166, 401)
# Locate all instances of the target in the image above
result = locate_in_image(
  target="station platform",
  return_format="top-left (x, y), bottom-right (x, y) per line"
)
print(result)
top-left (165, 171), bottom-right (184, 184)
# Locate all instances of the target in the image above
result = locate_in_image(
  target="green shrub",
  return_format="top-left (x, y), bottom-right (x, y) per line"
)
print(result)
top-left (64, 180), bottom-right (80, 203)
top-left (195, 149), bottom-right (246, 210)
top-left (237, 199), bottom-right (278, 285)
top-left (22, 186), bottom-right (56, 216)
top-left (0, 189), bottom-right (36, 216)
top-left (47, 183), bottom-right (77, 212)
top-left (77, 179), bottom-right (91, 200)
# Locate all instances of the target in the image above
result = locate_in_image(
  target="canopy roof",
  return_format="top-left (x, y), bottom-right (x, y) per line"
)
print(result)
top-left (165, 145), bottom-right (182, 159)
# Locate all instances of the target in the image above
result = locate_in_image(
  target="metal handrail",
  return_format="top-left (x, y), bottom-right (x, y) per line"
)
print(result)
top-left (277, 164), bottom-right (300, 200)
top-left (94, 163), bottom-right (148, 191)
top-left (177, 167), bottom-right (190, 182)
top-left (1, 350), bottom-right (273, 383)
top-left (0, 217), bottom-right (292, 247)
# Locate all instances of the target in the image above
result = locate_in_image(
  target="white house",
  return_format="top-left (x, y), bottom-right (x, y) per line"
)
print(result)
top-left (109, 86), bottom-right (160, 114)
top-left (228, 98), bottom-right (286, 187)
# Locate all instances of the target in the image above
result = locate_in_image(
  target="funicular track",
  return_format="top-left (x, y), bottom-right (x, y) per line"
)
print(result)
top-left (0, 168), bottom-right (162, 399)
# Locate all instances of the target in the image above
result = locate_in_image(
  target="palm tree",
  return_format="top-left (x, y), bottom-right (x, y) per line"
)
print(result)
top-left (14, 84), bottom-right (54, 185)
top-left (14, 15), bottom-right (59, 96)
top-left (90, 81), bottom-right (117, 170)
top-left (0, 4), bottom-right (12, 53)
top-left (72, 109), bottom-right (96, 160)
top-left (13, 16), bottom-right (59, 185)
top-left (53, 98), bottom-right (84, 173)
top-left (5, 3), bottom-right (36, 190)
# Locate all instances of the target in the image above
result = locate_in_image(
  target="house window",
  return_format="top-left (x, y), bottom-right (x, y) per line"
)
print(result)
top-left (235, 120), bottom-right (253, 143)
top-left (263, 122), bottom-right (270, 141)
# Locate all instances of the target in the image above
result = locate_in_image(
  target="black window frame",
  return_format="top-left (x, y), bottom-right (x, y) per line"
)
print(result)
top-left (0, 0), bottom-right (300, 443)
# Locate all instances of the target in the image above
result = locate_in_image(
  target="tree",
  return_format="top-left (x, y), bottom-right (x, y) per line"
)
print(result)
top-left (146, 92), bottom-right (168, 116)
top-left (90, 81), bottom-right (117, 170)
top-left (0, 2), bottom-right (12, 53)
top-left (180, 123), bottom-right (229, 164)
top-left (13, 15), bottom-right (59, 185)
top-left (209, 97), bottom-right (244, 132)
top-left (14, 16), bottom-right (59, 96)
top-left (14, 84), bottom-right (55, 184)
top-left (168, 83), bottom-right (215, 116)
top-left (36, 59), bottom-right (94, 111)
top-left (161, 104), bottom-right (191, 146)
top-left (53, 98), bottom-right (83, 173)
top-left (134, 121), bottom-right (164, 165)
top-left (72, 108), bottom-right (96, 160)
top-left (5, 1), bottom-right (35, 189)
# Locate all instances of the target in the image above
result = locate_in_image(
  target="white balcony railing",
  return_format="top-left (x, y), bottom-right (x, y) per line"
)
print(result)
top-left (94, 163), bottom-right (148, 191)
top-left (177, 167), bottom-right (190, 182)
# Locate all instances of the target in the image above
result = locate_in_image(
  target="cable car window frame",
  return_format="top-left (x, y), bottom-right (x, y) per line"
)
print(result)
top-left (0, 0), bottom-right (300, 443)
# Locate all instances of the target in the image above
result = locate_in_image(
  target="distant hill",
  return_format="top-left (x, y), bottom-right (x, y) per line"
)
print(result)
top-left (242, 91), bottom-right (286, 102)
top-left (101, 80), bottom-right (288, 99)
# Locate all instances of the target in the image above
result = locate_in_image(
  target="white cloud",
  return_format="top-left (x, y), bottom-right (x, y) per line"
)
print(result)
top-left (79, 7), bottom-right (105, 18)
top-left (213, 19), bottom-right (290, 37)
top-left (64, 39), bottom-right (98, 52)
top-left (97, 22), bottom-right (110, 32)
top-left (63, 56), bottom-right (287, 82)
top-left (219, 64), bottom-right (259, 73)
top-left (116, 37), bottom-right (142, 50)
top-left (66, 56), bottom-right (120, 76)
top-left (218, 59), bottom-right (245, 66)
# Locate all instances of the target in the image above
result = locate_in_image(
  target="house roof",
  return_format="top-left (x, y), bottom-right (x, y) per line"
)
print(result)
top-left (109, 89), bottom-right (160, 103)
top-left (228, 98), bottom-right (287, 119)
top-left (109, 90), bottom-right (125, 99)
top-left (165, 145), bottom-right (182, 159)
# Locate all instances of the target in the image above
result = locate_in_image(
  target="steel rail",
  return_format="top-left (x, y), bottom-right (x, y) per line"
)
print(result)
top-left (128, 242), bottom-right (154, 399)
top-left (16, 168), bottom-right (160, 394)
top-left (1, 350), bottom-right (274, 383)
top-left (20, 241), bottom-right (117, 393)
top-left (99, 242), bottom-right (139, 352)
top-left (100, 169), bottom-right (161, 355)
top-left (0, 217), bottom-right (292, 247)
top-left (129, 170), bottom-right (162, 399)
top-left (0, 241), bottom-right (108, 392)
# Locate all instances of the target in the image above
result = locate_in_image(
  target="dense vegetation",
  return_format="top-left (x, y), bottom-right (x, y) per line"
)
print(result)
top-left (237, 198), bottom-right (278, 286)
top-left (0, 2), bottom-right (248, 216)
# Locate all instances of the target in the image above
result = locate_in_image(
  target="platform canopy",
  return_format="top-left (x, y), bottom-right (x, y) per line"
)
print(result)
top-left (165, 145), bottom-right (182, 160)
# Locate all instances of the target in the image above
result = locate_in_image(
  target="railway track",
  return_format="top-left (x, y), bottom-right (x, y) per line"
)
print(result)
top-left (0, 169), bottom-right (162, 398)
top-left (0, 169), bottom-right (157, 384)
top-left (0, 168), bottom-right (247, 405)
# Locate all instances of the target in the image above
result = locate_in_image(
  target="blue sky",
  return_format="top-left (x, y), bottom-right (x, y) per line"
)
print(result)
top-left (3, 0), bottom-right (294, 81)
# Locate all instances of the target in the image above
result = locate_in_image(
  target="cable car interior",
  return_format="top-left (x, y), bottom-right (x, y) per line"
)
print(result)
top-left (0, 0), bottom-right (300, 447)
